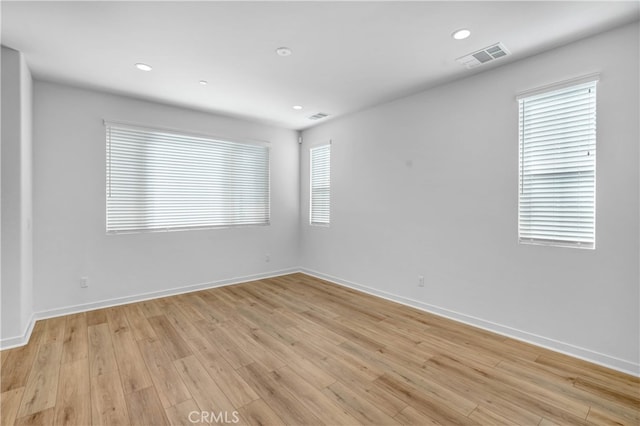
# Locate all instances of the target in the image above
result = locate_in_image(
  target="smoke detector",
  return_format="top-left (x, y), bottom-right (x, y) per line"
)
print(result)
top-left (456, 43), bottom-right (510, 69)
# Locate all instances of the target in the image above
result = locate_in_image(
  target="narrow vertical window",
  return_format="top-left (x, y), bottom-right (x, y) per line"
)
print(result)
top-left (310, 144), bottom-right (331, 225)
top-left (518, 79), bottom-right (597, 248)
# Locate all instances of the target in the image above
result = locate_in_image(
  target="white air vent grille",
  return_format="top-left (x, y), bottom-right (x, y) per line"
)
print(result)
top-left (456, 43), bottom-right (510, 69)
top-left (308, 113), bottom-right (329, 120)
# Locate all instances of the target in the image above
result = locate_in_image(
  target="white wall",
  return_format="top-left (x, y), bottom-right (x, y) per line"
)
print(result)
top-left (20, 51), bottom-right (34, 335)
top-left (33, 81), bottom-right (300, 315)
top-left (1, 46), bottom-right (34, 345)
top-left (300, 23), bottom-right (640, 374)
top-left (6, 21), bottom-right (639, 376)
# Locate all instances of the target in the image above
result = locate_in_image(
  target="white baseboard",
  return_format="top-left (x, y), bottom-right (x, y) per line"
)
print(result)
top-left (35, 268), bottom-right (300, 321)
top-left (0, 268), bottom-right (298, 350)
top-left (4, 266), bottom-right (638, 378)
top-left (0, 313), bottom-right (36, 350)
top-left (300, 268), bottom-right (640, 377)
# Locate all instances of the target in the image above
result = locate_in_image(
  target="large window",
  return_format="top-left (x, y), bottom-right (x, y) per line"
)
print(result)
top-left (106, 122), bottom-right (270, 233)
top-left (310, 144), bottom-right (331, 225)
top-left (518, 78), bottom-right (597, 248)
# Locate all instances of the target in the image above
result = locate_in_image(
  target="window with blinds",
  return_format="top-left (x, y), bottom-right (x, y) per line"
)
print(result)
top-left (518, 79), bottom-right (597, 248)
top-left (310, 144), bottom-right (331, 225)
top-left (106, 122), bottom-right (270, 233)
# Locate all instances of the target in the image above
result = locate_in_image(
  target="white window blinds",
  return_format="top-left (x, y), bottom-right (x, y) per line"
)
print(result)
top-left (310, 144), bottom-right (331, 225)
top-left (106, 122), bottom-right (270, 233)
top-left (518, 80), bottom-right (597, 248)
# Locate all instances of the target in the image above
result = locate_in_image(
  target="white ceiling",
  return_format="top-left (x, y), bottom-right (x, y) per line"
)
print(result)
top-left (2, 1), bottom-right (638, 130)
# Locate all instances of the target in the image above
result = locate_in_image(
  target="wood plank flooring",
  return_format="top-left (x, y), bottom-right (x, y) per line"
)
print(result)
top-left (1, 273), bottom-right (638, 425)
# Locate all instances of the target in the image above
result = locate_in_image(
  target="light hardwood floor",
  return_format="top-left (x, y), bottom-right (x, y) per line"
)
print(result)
top-left (1, 273), bottom-right (638, 425)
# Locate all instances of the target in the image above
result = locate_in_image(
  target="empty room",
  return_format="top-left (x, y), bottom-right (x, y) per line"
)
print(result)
top-left (1, 1), bottom-right (639, 425)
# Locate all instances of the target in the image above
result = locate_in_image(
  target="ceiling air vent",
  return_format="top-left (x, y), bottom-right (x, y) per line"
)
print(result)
top-left (308, 112), bottom-right (329, 121)
top-left (456, 43), bottom-right (510, 69)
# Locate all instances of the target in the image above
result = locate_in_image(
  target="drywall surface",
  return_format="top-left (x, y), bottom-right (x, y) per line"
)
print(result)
top-left (33, 81), bottom-right (299, 314)
top-left (300, 23), bottom-right (640, 373)
top-left (19, 51), bottom-right (34, 334)
top-left (1, 46), bottom-right (22, 341)
top-left (1, 46), bottom-right (34, 344)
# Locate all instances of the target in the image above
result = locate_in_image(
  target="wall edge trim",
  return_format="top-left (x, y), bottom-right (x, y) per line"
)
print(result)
top-left (299, 268), bottom-right (640, 377)
top-left (5, 267), bottom-right (638, 377)
top-left (0, 312), bottom-right (36, 350)
top-left (0, 268), bottom-right (298, 350)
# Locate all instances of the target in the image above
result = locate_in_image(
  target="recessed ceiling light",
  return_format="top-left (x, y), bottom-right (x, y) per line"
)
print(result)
top-left (135, 63), bottom-right (152, 71)
top-left (292, 105), bottom-right (303, 110)
top-left (452, 29), bottom-right (471, 40)
top-left (276, 47), bottom-right (292, 57)
top-left (199, 80), bottom-right (208, 85)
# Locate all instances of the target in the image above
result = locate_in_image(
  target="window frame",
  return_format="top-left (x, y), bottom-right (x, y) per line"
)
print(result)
top-left (517, 76), bottom-right (598, 249)
top-left (105, 121), bottom-right (271, 234)
top-left (310, 143), bottom-right (331, 226)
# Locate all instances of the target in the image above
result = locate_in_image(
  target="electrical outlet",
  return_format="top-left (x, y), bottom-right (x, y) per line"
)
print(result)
top-left (80, 277), bottom-right (89, 288)
top-left (265, 254), bottom-right (271, 263)
top-left (418, 275), bottom-right (425, 287)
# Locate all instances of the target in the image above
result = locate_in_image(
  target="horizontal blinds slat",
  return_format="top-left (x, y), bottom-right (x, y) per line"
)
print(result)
top-left (106, 124), bottom-right (270, 233)
top-left (310, 145), bottom-right (331, 225)
top-left (518, 80), bottom-right (596, 247)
